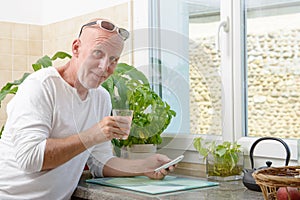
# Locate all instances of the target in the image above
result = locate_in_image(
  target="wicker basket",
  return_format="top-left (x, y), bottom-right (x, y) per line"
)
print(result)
top-left (252, 166), bottom-right (300, 200)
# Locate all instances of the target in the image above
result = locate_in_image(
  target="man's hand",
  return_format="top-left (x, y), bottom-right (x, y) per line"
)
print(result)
top-left (80, 116), bottom-right (132, 148)
top-left (96, 116), bottom-right (132, 141)
top-left (142, 154), bottom-right (176, 180)
top-left (102, 154), bottom-right (177, 179)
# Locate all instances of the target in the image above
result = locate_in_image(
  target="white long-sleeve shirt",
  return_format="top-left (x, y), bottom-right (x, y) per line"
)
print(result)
top-left (0, 67), bottom-right (114, 200)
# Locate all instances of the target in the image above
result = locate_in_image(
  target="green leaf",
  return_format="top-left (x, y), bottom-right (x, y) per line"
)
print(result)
top-left (111, 138), bottom-right (121, 148)
top-left (101, 77), bottom-right (114, 94)
top-left (0, 125), bottom-right (4, 139)
top-left (116, 63), bottom-right (149, 86)
top-left (32, 63), bottom-right (42, 71)
top-left (31, 52), bottom-right (72, 72)
top-left (215, 147), bottom-right (226, 157)
top-left (0, 73), bottom-right (31, 107)
top-left (113, 77), bottom-right (129, 109)
top-left (115, 63), bottom-right (134, 74)
top-left (193, 137), bottom-right (207, 157)
top-left (51, 51), bottom-right (72, 60)
top-left (33, 55), bottom-right (52, 70)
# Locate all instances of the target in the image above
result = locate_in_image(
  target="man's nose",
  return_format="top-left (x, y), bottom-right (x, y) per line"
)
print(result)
top-left (98, 57), bottom-right (110, 71)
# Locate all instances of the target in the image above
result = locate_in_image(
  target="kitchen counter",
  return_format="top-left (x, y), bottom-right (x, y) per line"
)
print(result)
top-left (71, 171), bottom-right (264, 200)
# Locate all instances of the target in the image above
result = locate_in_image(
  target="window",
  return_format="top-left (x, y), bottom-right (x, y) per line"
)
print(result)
top-left (133, 0), bottom-right (299, 166)
top-left (239, 0), bottom-right (300, 166)
top-left (245, 0), bottom-right (300, 139)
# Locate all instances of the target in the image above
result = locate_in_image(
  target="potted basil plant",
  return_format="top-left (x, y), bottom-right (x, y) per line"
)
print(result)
top-left (102, 63), bottom-right (176, 159)
top-left (193, 137), bottom-right (244, 181)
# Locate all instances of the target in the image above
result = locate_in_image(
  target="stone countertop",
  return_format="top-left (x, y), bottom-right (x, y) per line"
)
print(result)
top-left (72, 171), bottom-right (264, 200)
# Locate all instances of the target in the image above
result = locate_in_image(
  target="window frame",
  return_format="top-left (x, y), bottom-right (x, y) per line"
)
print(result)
top-left (143, 0), bottom-right (299, 167)
top-left (233, 0), bottom-right (298, 167)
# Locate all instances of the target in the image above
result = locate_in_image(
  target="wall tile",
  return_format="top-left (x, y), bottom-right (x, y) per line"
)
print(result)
top-left (0, 95), bottom-right (13, 122)
top-left (42, 40), bottom-right (56, 56)
top-left (13, 39), bottom-right (28, 55)
top-left (0, 120), bottom-right (6, 129)
top-left (0, 70), bottom-right (12, 90)
top-left (29, 25), bottom-right (42, 41)
top-left (12, 23), bottom-right (28, 40)
top-left (13, 55), bottom-right (28, 71)
top-left (0, 22), bottom-right (12, 38)
top-left (0, 102), bottom-right (8, 121)
top-left (29, 40), bottom-right (43, 56)
top-left (56, 36), bottom-right (72, 53)
top-left (0, 39), bottom-right (12, 54)
top-left (0, 54), bottom-right (12, 70)
top-left (59, 21), bottom-right (78, 37)
top-left (42, 25), bottom-right (54, 40)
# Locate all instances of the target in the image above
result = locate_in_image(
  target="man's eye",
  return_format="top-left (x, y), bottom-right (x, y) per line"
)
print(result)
top-left (111, 59), bottom-right (117, 64)
top-left (93, 50), bottom-right (103, 58)
top-left (109, 58), bottom-right (118, 66)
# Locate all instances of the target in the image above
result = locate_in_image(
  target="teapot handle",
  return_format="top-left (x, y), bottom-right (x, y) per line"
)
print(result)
top-left (249, 137), bottom-right (291, 169)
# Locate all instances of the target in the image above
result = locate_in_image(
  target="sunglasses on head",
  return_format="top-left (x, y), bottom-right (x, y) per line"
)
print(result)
top-left (78, 20), bottom-right (129, 41)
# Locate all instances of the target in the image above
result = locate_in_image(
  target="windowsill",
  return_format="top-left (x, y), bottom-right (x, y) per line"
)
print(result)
top-left (159, 134), bottom-right (299, 169)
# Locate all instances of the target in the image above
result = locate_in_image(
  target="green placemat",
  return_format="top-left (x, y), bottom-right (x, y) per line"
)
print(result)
top-left (86, 176), bottom-right (219, 195)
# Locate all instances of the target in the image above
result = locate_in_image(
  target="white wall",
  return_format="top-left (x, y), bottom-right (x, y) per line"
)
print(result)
top-left (0, 0), bottom-right (42, 24)
top-left (0, 0), bottom-right (129, 25)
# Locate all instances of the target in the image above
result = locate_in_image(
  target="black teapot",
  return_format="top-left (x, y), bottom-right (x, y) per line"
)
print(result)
top-left (242, 137), bottom-right (291, 191)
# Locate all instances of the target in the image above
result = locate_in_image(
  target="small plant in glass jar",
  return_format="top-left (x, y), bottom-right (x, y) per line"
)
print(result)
top-left (193, 137), bottom-right (244, 181)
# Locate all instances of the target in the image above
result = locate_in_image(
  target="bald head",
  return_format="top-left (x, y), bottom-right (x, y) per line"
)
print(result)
top-left (79, 18), bottom-right (128, 41)
top-left (76, 19), bottom-right (125, 61)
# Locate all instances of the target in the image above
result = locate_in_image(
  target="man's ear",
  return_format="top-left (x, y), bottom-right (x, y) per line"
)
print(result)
top-left (72, 39), bottom-right (80, 57)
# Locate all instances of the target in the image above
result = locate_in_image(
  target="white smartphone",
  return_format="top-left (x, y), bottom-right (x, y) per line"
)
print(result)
top-left (154, 155), bottom-right (184, 172)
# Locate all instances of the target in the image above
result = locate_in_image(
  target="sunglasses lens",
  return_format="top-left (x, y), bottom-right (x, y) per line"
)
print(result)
top-left (118, 28), bottom-right (130, 40)
top-left (100, 21), bottom-right (115, 31)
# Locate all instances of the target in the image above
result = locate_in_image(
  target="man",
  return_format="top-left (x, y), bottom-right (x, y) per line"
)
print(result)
top-left (0, 18), bottom-right (174, 199)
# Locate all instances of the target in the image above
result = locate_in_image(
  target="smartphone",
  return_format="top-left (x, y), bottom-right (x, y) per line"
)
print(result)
top-left (154, 155), bottom-right (184, 172)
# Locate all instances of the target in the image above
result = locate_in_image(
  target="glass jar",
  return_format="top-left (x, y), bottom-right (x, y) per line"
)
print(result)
top-left (206, 151), bottom-right (244, 181)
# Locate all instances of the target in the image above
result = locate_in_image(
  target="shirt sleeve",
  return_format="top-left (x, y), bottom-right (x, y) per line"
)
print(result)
top-left (6, 76), bottom-right (53, 173)
top-left (86, 141), bottom-right (115, 177)
top-left (87, 86), bottom-right (114, 177)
